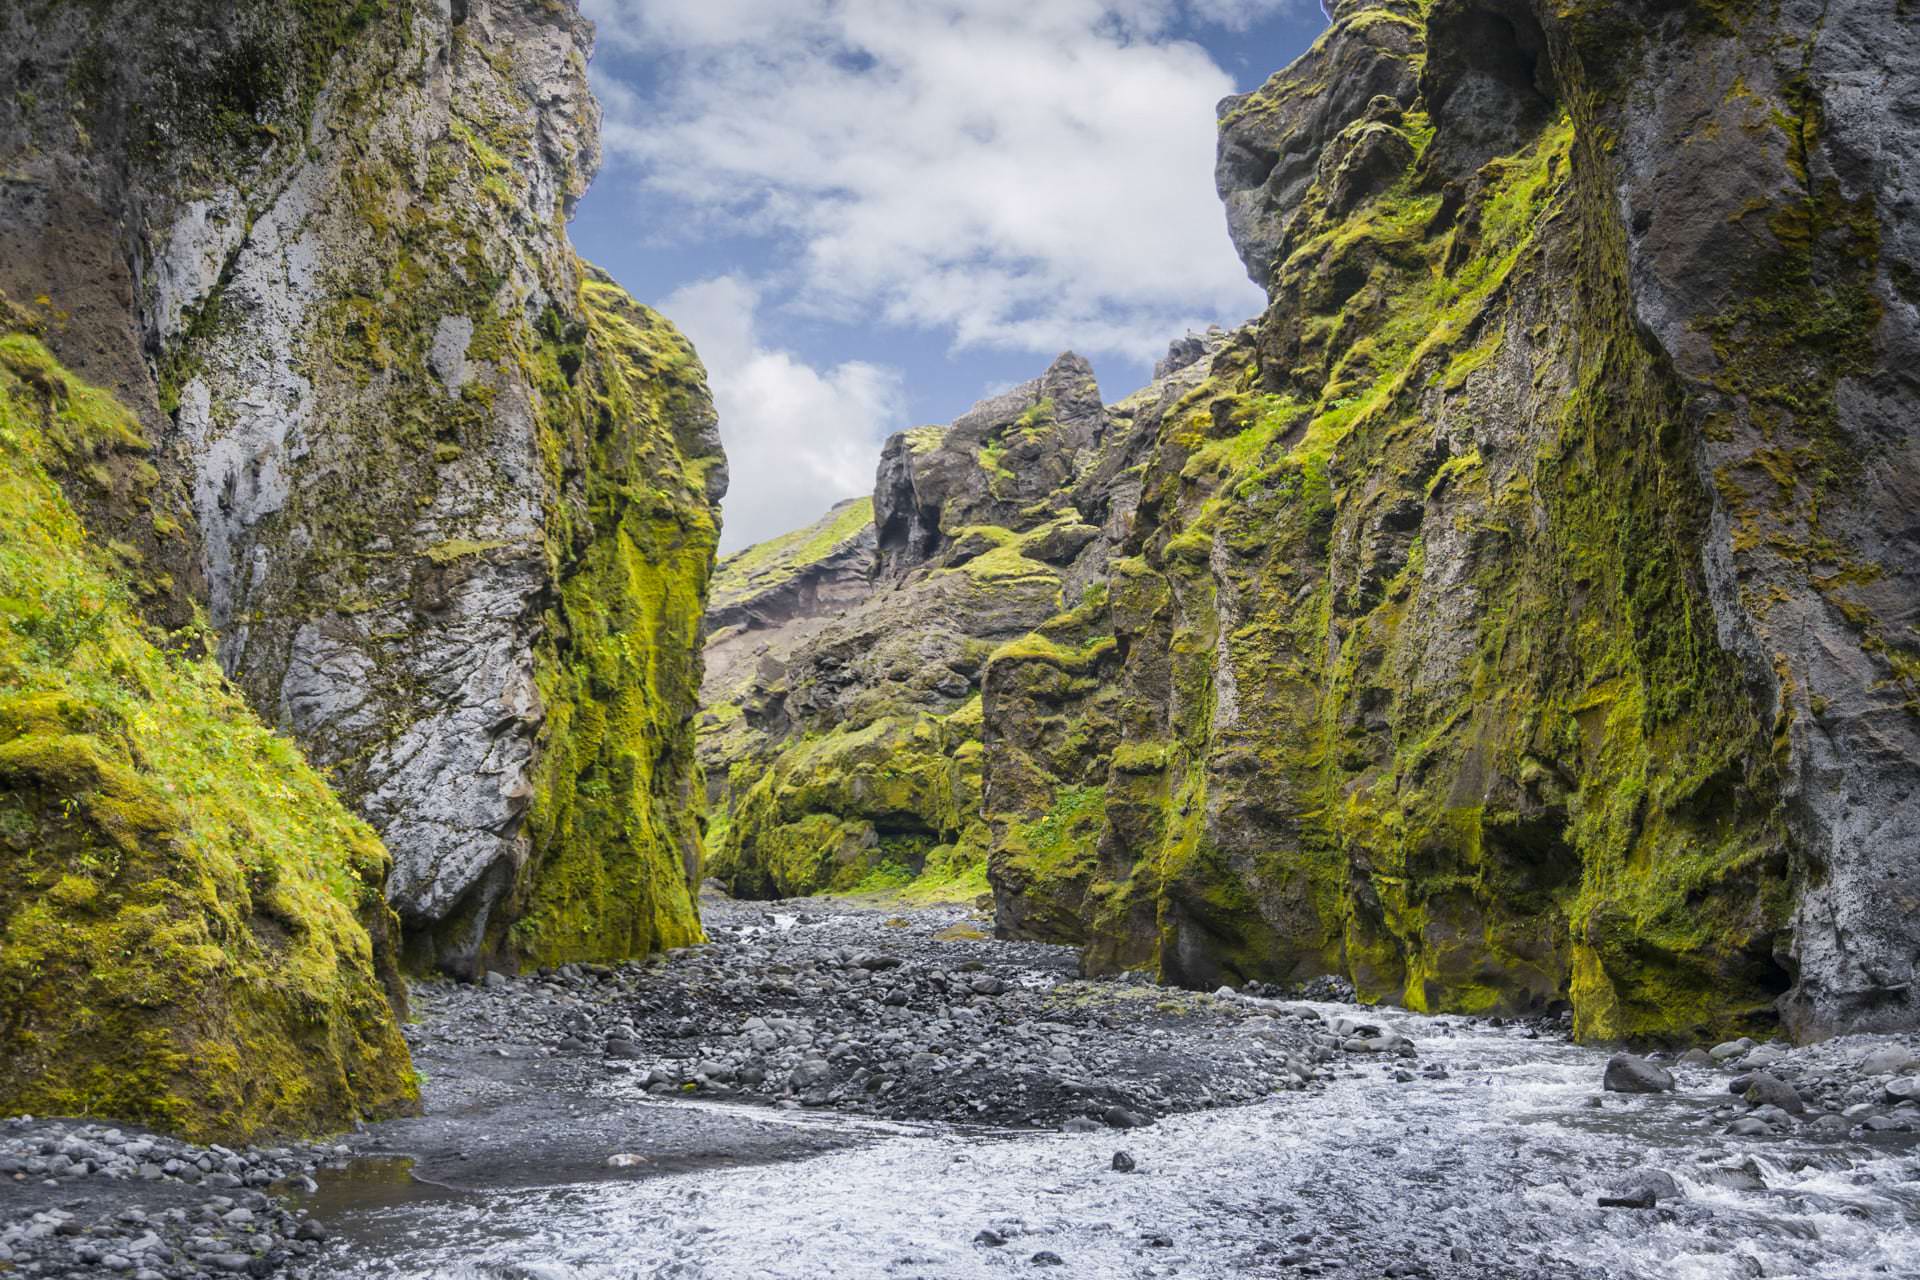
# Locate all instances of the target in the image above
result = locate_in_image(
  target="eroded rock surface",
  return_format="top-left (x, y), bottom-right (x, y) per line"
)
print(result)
top-left (703, 345), bottom-right (1224, 901)
top-left (0, 0), bottom-right (725, 975)
top-left (985, 0), bottom-right (1920, 1043)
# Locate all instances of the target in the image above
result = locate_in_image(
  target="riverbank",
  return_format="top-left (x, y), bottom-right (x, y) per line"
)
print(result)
top-left (7, 897), bottom-right (1919, 1278)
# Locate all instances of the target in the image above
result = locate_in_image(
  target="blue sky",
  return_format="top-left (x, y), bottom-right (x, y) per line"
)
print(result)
top-left (573, 0), bottom-right (1329, 549)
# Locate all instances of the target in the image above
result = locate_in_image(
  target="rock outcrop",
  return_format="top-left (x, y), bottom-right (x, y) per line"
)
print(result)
top-left (703, 351), bottom-right (1223, 900)
top-left (1, 0), bottom-right (725, 979)
top-left (708, 0), bottom-right (1919, 1045)
top-left (0, 311), bottom-right (415, 1140)
top-left (699, 496), bottom-right (878, 801)
top-left (989, 0), bottom-right (1919, 1044)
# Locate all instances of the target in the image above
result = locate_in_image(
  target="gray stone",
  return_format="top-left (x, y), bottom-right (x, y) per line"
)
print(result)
top-left (1742, 1072), bottom-right (1805, 1115)
top-left (1860, 1046), bottom-right (1920, 1077)
top-left (1709, 1039), bottom-right (1754, 1063)
top-left (1603, 1055), bottom-right (1675, 1094)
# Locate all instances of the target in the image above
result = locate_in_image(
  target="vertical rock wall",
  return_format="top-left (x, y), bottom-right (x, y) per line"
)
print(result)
top-left (984, 0), bottom-right (1919, 1043)
top-left (0, 0), bottom-right (726, 976)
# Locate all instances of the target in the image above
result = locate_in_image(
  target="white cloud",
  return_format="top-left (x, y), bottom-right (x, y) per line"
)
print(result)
top-left (1187, 0), bottom-right (1316, 31)
top-left (662, 276), bottom-right (904, 552)
top-left (582, 0), bottom-right (1272, 365)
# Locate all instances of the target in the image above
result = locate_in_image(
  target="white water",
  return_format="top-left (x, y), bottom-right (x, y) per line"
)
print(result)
top-left (315, 1005), bottom-right (1920, 1279)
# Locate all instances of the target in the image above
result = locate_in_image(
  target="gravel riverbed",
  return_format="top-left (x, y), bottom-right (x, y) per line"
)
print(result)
top-left (6, 896), bottom-right (1919, 1279)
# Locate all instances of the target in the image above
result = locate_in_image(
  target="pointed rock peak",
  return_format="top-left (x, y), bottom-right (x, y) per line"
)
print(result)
top-left (1035, 351), bottom-right (1104, 425)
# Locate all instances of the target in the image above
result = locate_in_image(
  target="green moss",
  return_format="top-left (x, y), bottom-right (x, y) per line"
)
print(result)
top-left (504, 271), bottom-right (720, 966)
top-left (712, 699), bottom-right (987, 900)
top-left (711, 496), bottom-right (872, 603)
top-left (975, 11), bottom-right (1799, 1042)
top-left (0, 331), bottom-right (415, 1141)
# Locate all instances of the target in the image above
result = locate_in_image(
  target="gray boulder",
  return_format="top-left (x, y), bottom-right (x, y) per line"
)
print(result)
top-left (1742, 1072), bottom-right (1805, 1115)
top-left (1603, 1055), bottom-right (1675, 1094)
top-left (1860, 1046), bottom-right (1920, 1077)
top-left (1709, 1038), bottom-right (1754, 1063)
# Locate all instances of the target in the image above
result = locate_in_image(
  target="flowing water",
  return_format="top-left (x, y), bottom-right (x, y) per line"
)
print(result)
top-left (300, 1002), bottom-right (1920, 1280)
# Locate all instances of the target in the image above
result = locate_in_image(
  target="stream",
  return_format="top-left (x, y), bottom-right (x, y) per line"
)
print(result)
top-left (289, 906), bottom-right (1920, 1280)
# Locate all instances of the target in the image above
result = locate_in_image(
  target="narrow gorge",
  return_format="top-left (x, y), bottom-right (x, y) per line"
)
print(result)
top-left (1, 0), bottom-right (1917, 1277)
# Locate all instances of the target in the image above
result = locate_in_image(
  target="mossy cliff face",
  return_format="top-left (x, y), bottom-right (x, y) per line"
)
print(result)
top-left (0, 316), bottom-right (415, 1141)
top-left (704, 353), bottom-right (1169, 901)
top-left (698, 496), bottom-right (878, 816)
top-left (0, 0), bottom-right (726, 974)
top-left (1582, 0), bottom-right (1920, 1039)
top-left (988, 0), bottom-right (1920, 1044)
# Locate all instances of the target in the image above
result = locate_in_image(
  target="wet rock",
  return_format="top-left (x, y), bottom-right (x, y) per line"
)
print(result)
top-left (1677, 1048), bottom-right (1714, 1067)
top-left (1742, 1072), bottom-right (1805, 1115)
top-left (1602, 1055), bottom-right (1675, 1094)
top-left (1709, 1038), bottom-right (1754, 1062)
top-left (1883, 1076), bottom-right (1920, 1104)
top-left (1030, 1251), bottom-right (1065, 1266)
top-left (1698, 1161), bottom-right (1767, 1192)
top-left (788, 1060), bottom-right (834, 1091)
top-left (1859, 1047), bottom-right (1920, 1077)
top-left (1610, 1169), bottom-right (1682, 1204)
top-left (975, 1230), bottom-right (1008, 1247)
top-left (1111, 1151), bottom-right (1136, 1172)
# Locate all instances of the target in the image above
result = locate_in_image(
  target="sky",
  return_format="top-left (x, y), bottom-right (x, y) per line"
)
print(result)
top-left (572, 0), bottom-right (1331, 551)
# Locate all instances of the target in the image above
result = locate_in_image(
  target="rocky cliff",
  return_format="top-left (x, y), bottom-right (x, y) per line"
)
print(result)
top-left (702, 349), bottom-right (1226, 901)
top-left (0, 0), bottom-right (725, 1134)
top-left (703, 0), bottom-right (1919, 1045)
top-left (699, 495), bottom-right (877, 820)
top-left (0, 303), bottom-right (416, 1140)
top-left (1, 0), bottom-right (725, 983)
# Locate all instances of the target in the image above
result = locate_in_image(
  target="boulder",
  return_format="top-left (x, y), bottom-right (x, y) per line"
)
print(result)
top-left (1603, 1055), bottom-right (1675, 1094)
top-left (1741, 1072), bottom-right (1805, 1115)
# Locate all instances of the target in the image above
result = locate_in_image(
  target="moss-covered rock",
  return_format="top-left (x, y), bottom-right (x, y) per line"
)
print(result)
top-left (698, 497), bottom-right (878, 819)
top-left (704, 354), bottom-right (1135, 903)
top-left (500, 268), bottom-right (722, 966)
top-left (1, 0), bottom-right (727, 975)
top-left (980, 0), bottom-right (1920, 1045)
top-left (0, 323), bottom-right (415, 1141)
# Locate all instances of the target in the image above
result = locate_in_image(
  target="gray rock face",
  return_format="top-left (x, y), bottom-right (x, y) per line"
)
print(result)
top-left (873, 352), bottom-right (1107, 582)
top-left (1601, 0), bottom-right (1920, 1037)
top-left (1215, 0), bottom-right (1423, 290)
top-left (0, 0), bottom-right (723, 972)
top-left (161, 0), bottom-right (596, 960)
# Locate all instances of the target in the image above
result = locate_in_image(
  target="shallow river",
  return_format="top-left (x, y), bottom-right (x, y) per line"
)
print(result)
top-left (302, 1001), bottom-right (1920, 1280)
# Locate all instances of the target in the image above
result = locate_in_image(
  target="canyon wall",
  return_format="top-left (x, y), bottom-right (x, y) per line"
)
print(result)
top-left (705, 0), bottom-right (1919, 1045)
top-left (0, 0), bottom-right (726, 1133)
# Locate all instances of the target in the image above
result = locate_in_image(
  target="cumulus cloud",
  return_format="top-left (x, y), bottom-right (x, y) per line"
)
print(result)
top-left (582, 0), bottom-right (1275, 364)
top-left (1187, 0), bottom-right (1319, 30)
top-left (662, 276), bottom-right (904, 551)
